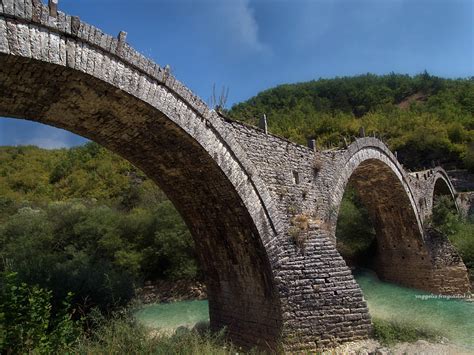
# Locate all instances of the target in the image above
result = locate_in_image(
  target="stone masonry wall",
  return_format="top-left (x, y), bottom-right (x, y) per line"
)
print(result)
top-left (408, 167), bottom-right (458, 221)
top-left (227, 120), bottom-right (470, 299)
top-left (226, 118), bottom-right (372, 351)
top-left (0, 1), bottom-right (471, 351)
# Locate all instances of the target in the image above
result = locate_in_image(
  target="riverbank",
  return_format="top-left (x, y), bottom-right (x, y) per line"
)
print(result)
top-left (136, 279), bottom-right (207, 304)
top-left (329, 339), bottom-right (472, 355)
top-left (134, 270), bottom-right (473, 353)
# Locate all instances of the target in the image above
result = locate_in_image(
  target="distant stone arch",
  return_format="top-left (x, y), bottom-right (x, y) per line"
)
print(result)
top-left (407, 167), bottom-right (460, 221)
top-left (432, 168), bottom-right (459, 211)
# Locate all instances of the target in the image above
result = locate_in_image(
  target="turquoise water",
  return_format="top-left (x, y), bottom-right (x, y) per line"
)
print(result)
top-left (355, 269), bottom-right (474, 350)
top-left (135, 272), bottom-right (473, 349)
top-left (134, 300), bottom-right (209, 330)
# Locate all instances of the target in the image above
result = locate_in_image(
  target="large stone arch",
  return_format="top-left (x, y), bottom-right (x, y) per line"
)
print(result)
top-left (0, 3), bottom-right (283, 348)
top-left (0, 2), bottom-right (470, 352)
top-left (325, 138), bottom-right (470, 294)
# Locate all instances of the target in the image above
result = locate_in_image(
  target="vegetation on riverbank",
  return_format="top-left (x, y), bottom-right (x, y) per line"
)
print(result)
top-left (372, 318), bottom-right (441, 346)
top-left (72, 312), bottom-right (243, 355)
top-left (430, 195), bottom-right (474, 276)
top-left (0, 272), bottom-right (80, 353)
top-left (0, 144), bottom-right (198, 314)
top-left (0, 277), bottom-right (246, 354)
top-left (335, 188), bottom-right (376, 265)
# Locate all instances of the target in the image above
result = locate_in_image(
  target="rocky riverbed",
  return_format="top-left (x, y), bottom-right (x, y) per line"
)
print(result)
top-left (329, 339), bottom-right (473, 354)
top-left (136, 280), bottom-right (207, 304)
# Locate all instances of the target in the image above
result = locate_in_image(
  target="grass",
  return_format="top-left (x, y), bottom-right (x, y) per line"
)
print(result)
top-left (72, 310), bottom-right (263, 355)
top-left (74, 311), bottom-right (445, 353)
top-left (372, 318), bottom-right (442, 346)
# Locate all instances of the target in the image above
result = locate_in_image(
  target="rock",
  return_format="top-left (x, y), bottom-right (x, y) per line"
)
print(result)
top-left (174, 326), bottom-right (190, 336)
top-left (193, 320), bottom-right (210, 334)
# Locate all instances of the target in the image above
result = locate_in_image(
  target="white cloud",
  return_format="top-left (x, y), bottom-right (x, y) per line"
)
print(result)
top-left (21, 137), bottom-right (70, 149)
top-left (213, 0), bottom-right (269, 53)
top-left (18, 126), bottom-right (81, 149)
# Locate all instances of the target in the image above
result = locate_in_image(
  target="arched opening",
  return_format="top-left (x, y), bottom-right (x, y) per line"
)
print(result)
top-left (432, 175), bottom-right (458, 214)
top-left (334, 158), bottom-right (433, 290)
top-left (429, 174), bottom-right (460, 238)
top-left (0, 53), bottom-right (282, 348)
top-left (336, 186), bottom-right (377, 270)
top-left (0, 138), bottom-right (200, 311)
top-left (434, 177), bottom-right (454, 199)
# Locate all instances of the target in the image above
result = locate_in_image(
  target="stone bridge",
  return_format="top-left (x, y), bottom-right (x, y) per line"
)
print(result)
top-left (0, 1), bottom-right (470, 351)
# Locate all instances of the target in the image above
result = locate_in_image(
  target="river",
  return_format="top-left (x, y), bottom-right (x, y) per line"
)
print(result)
top-left (135, 270), bottom-right (474, 350)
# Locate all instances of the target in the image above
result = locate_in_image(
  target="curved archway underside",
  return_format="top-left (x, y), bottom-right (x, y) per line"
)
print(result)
top-left (0, 3), bottom-right (470, 352)
top-left (326, 143), bottom-right (470, 296)
top-left (0, 53), bottom-right (283, 349)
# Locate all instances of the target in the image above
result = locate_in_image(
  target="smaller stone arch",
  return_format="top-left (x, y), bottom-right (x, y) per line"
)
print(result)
top-left (409, 167), bottom-right (459, 222)
top-left (324, 138), bottom-right (470, 294)
top-left (326, 138), bottom-right (432, 290)
top-left (432, 168), bottom-right (459, 212)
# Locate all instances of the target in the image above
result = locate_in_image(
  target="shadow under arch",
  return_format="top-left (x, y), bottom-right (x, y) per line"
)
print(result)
top-left (432, 169), bottom-right (459, 213)
top-left (332, 155), bottom-right (433, 290)
top-left (327, 139), bottom-right (469, 295)
top-left (0, 54), bottom-right (282, 348)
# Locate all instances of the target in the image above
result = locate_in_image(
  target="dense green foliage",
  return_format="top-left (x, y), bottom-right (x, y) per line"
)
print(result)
top-left (0, 143), bottom-right (158, 210)
top-left (431, 196), bottom-right (474, 275)
top-left (0, 144), bottom-right (197, 315)
top-left (336, 187), bottom-right (376, 264)
top-left (450, 221), bottom-right (474, 277)
top-left (0, 272), bottom-right (80, 353)
top-left (230, 73), bottom-right (474, 169)
top-left (465, 143), bottom-right (474, 173)
top-left (430, 195), bottom-right (460, 235)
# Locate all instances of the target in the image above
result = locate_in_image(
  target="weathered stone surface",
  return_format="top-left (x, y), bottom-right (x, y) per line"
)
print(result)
top-left (0, 17), bottom-right (8, 53)
top-left (0, 4), bottom-right (470, 352)
top-left (3, 0), bottom-right (14, 16)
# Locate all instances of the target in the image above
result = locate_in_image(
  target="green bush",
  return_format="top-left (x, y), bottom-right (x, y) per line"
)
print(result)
top-left (372, 318), bottom-right (440, 346)
top-left (449, 218), bottom-right (474, 275)
top-left (0, 272), bottom-right (80, 354)
top-left (465, 143), bottom-right (474, 173)
top-left (336, 188), bottom-right (376, 263)
top-left (73, 310), bottom-right (246, 355)
top-left (430, 195), bottom-right (460, 235)
top-left (0, 198), bottom-right (198, 314)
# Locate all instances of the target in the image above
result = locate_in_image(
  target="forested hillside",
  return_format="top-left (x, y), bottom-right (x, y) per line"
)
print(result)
top-left (0, 144), bottom-right (197, 312)
top-left (230, 73), bottom-right (474, 170)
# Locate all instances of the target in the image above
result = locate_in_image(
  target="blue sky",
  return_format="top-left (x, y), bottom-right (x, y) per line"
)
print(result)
top-left (1, 0), bottom-right (473, 148)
